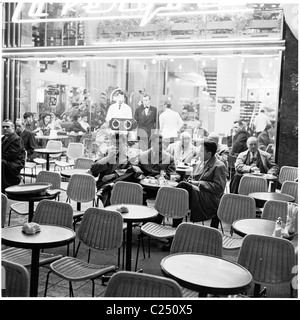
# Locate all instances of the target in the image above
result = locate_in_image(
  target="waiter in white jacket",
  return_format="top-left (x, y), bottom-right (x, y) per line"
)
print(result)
top-left (159, 101), bottom-right (184, 146)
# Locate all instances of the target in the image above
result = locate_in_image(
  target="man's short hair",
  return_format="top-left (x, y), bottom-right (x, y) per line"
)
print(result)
top-left (116, 90), bottom-right (125, 96)
top-left (204, 139), bottom-right (217, 156)
top-left (234, 120), bottom-right (243, 127)
top-left (143, 93), bottom-right (151, 99)
top-left (2, 119), bottom-right (14, 128)
top-left (23, 112), bottom-right (33, 119)
top-left (164, 101), bottom-right (172, 109)
top-left (15, 118), bottom-right (24, 126)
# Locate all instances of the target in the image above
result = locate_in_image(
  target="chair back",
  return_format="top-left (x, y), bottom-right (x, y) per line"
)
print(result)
top-left (237, 234), bottom-right (296, 286)
top-left (78, 207), bottom-right (123, 250)
top-left (36, 170), bottom-right (61, 189)
top-left (238, 175), bottom-right (268, 195)
top-left (1, 260), bottom-right (29, 297)
top-left (278, 166), bottom-right (298, 185)
top-left (66, 174), bottom-right (96, 203)
top-left (217, 193), bottom-right (256, 226)
top-left (110, 181), bottom-right (143, 205)
top-left (32, 199), bottom-right (73, 228)
top-left (154, 186), bottom-right (189, 219)
top-left (281, 181), bottom-right (298, 204)
top-left (67, 143), bottom-right (85, 160)
top-left (46, 140), bottom-right (63, 158)
top-left (261, 200), bottom-right (289, 223)
top-left (170, 222), bottom-right (223, 257)
top-left (104, 271), bottom-right (182, 297)
top-left (2, 193), bottom-right (8, 227)
top-left (74, 157), bottom-right (94, 169)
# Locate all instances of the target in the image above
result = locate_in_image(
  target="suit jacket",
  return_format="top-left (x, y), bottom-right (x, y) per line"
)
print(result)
top-left (235, 149), bottom-right (279, 175)
top-left (177, 156), bottom-right (227, 222)
top-left (19, 129), bottom-right (37, 161)
top-left (166, 141), bottom-right (199, 164)
top-left (231, 129), bottom-right (250, 155)
top-left (134, 105), bottom-right (157, 140)
top-left (2, 133), bottom-right (26, 191)
top-left (138, 148), bottom-right (176, 178)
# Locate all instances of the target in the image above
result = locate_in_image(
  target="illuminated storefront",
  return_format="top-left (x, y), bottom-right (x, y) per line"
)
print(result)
top-left (1, 3), bottom-right (297, 162)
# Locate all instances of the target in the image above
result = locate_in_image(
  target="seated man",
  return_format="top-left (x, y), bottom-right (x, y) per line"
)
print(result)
top-left (15, 118), bottom-right (38, 161)
top-left (89, 131), bottom-right (141, 206)
top-left (2, 119), bottom-right (26, 192)
top-left (229, 136), bottom-right (279, 194)
top-left (207, 132), bottom-right (229, 166)
top-left (166, 131), bottom-right (199, 165)
top-left (176, 139), bottom-right (227, 229)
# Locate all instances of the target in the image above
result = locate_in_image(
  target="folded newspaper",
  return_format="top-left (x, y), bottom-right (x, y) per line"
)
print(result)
top-left (22, 222), bottom-right (41, 234)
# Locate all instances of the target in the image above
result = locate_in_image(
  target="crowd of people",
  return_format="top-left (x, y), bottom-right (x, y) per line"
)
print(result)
top-left (2, 90), bottom-right (277, 251)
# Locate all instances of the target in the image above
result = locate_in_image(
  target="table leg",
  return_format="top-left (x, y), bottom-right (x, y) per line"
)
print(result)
top-left (125, 221), bottom-right (133, 271)
top-left (46, 154), bottom-right (50, 171)
top-left (30, 248), bottom-right (40, 297)
top-left (28, 201), bottom-right (35, 222)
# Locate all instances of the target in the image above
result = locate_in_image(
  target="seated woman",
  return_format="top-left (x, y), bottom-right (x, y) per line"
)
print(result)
top-left (166, 131), bottom-right (199, 165)
top-left (89, 131), bottom-right (141, 206)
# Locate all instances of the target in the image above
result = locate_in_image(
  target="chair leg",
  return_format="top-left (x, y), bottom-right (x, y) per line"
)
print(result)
top-left (219, 220), bottom-right (224, 234)
top-left (44, 270), bottom-right (52, 297)
top-left (69, 281), bottom-right (74, 297)
top-left (8, 209), bottom-right (12, 226)
top-left (135, 236), bottom-right (141, 272)
top-left (91, 279), bottom-right (95, 297)
top-left (253, 283), bottom-right (261, 297)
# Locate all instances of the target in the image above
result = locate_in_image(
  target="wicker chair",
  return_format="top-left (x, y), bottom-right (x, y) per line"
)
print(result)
top-left (261, 199), bottom-right (289, 222)
top-left (170, 222), bottom-right (223, 256)
top-left (281, 181), bottom-right (298, 204)
top-left (237, 234), bottom-right (296, 297)
top-left (44, 207), bottom-right (123, 297)
top-left (278, 166), bottom-right (298, 187)
top-left (73, 157), bottom-right (94, 169)
top-left (104, 271), bottom-right (182, 297)
top-left (65, 173), bottom-right (97, 230)
top-left (1, 260), bottom-right (29, 297)
top-left (135, 187), bottom-right (189, 271)
top-left (110, 181), bottom-right (144, 268)
top-left (54, 142), bottom-right (84, 171)
top-left (2, 193), bottom-right (8, 228)
top-left (217, 193), bottom-right (256, 250)
top-left (21, 151), bottom-right (37, 183)
top-left (8, 170), bottom-right (62, 226)
top-left (2, 199), bottom-right (73, 268)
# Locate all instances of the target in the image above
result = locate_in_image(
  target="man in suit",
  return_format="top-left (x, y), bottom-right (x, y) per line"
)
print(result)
top-left (15, 118), bottom-right (37, 161)
top-left (2, 119), bottom-right (26, 192)
top-left (134, 93), bottom-right (157, 150)
top-left (176, 139), bottom-right (227, 229)
top-left (230, 120), bottom-right (250, 156)
top-left (229, 136), bottom-right (279, 193)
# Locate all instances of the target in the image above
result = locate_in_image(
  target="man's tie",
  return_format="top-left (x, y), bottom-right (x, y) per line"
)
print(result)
top-left (144, 106), bottom-right (149, 116)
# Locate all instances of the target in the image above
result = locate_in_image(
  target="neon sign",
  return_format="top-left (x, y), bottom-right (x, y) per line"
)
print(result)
top-left (11, 3), bottom-right (254, 26)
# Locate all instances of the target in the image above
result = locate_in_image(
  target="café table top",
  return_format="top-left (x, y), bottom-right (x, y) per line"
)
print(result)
top-left (249, 192), bottom-right (294, 203)
top-left (232, 218), bottom-right (281, 237)
top-left (35, 135), bottom-right (69, 140)
top-left (60, 168), bottom-right (92, 178)
top-left (34, 147), bottom-right (67, 154)
top-left (140, 179), bottom-right (178, 189)
top-left (244, 173), bottom-right (278, 181)
top-left (161, 253), bottom-right (252, 296)
top-left (5, 189), bottom-right (60, 202)
top-left (105, 204), bottom-right (158, 223)
top-left (1, 224), bottom-right (76, 250)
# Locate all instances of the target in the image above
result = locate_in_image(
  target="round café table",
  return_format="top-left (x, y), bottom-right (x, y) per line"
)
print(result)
top-left (161, 253), bottom-right (252, 297)
top-left (5, 186), bottom-right (60, 222)
top-left (249, 192), bottom-right (294, 208)
top-left (105, 204), bottom-right (158, 271)
top-left (60, 168), bottom-right (91, 179)
top-left (232, 218), bottom-right (283, 237)
top-left (2, 224), bottom-right (76, 297)
top-left (34, 148), bottom-right (66, 171)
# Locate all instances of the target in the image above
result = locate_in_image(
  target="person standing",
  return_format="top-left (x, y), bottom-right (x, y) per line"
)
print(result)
top-left (106, 90), bottom-right (133, 123)
top-left (230, 120), bottom-right (250, 156)
top-left (253, 109), bottom-right (271, 137)
top-left (15, 118), bottom-right (37, 161)
top-left (159, 101), bottom-right (183, 146)
top-left (1, 119), bottom-right (26, 192)
top-left (134, 93), bottom-right (157, 150)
